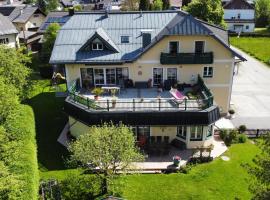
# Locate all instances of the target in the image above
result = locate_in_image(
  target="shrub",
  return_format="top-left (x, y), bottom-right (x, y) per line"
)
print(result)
top-left (237, 134), bottom-right (247, 143)
top-left (60, 175), bottom-right (102, 200)
top-left (1, 105), bottom-right (39, 199)
top-left (238, 125), bottom-right (247, 133)
top-left (188, 157), bottom-right (213, 164)
top-left (219, 129), bottom-right (228, 140)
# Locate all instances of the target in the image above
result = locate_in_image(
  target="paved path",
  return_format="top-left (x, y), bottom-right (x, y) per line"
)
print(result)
top-left (231, 46), bottom-right (270, 129)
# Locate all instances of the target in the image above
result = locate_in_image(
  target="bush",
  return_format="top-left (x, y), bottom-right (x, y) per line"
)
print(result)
top-left (1, 105), bottom-right (39, 199)
top-left (188, 157), bottom-right (213, 164)
top-left (237, 134), bottom-right (247, 143)
top-left (238, 125), bottom-right (247, 133)
top-left (219, 129), bottom-right (238, 146)
top-left (60, 175), bottom-right (102, 200)
top-left (219, 129), bottom-right (228, 140)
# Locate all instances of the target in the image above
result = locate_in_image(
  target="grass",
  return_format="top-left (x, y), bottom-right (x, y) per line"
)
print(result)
top-left (40, 141), bottom-right (260, 200)
top-left (27, 74), bottom-right (69, 170)
top-left (230, 37), bottom-right (270, 66)
top-left (255, 27), bottom-right (270, 34)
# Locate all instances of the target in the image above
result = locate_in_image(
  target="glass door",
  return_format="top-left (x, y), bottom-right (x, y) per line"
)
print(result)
top-left (106, 68), bottom-right (116, 85)
top-left (94, 68), bottom-right (105, 85)
top-left (167, 68), bottom-right (177, 82)
top-left (153, 68), bottom-right (163, 86)
top-left (80, 68), bottom-right (94, 89)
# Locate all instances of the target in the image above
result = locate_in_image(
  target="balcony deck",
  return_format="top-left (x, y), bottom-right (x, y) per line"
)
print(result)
top-left (67, 88), bottom-right (209, 112)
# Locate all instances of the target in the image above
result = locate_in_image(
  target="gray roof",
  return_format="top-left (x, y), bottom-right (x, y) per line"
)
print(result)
top-left (50, 11), bottom-right (245, 64)
top-left (0, 13), bottom-right (18, 36)
top-left (0, 5), bottom-right (45, 23)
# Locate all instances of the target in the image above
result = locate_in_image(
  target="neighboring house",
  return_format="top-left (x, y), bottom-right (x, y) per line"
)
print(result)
top-left (0, 13), bottom-right (18, 48)
top-left (50, 11), bottom-right (245, 149)
top-left (0, 5), bottom-right (46, 50)
top-left (223, 0), bottom-right (255, 33)
top-left (169, 0), bottom-right (182, 10)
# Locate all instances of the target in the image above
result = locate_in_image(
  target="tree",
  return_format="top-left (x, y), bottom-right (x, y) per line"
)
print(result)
top-left (248, 133), bottom-right (270, 199)
top-left (183, 0), bottom-right (226, 27)
top-left (152, 0), bottom-right (163, 10)
top-left (38, 0), bottom-right (59, 14)
top-left (139, 0), bottom-right (150, 10)
top-left (68, 123), bottom-right (144, 194)
top-left (0, 45), bottom-right (31, 99)
top-left (41, 23), bottom-right (60, 64)
top-left (255, 0), bottom-right (270, 27)
top-left (162, 0), bottom-right (170, 10)
top-left (121, 0), bottom-right (139, 11)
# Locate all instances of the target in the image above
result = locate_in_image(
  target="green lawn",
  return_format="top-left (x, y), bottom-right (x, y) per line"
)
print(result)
top-left (230, 37), bottom-right (270, 66)
top-left (40, 142), bottom-right (260, 200)
top-left (27, 75), bottom-right (68, 170)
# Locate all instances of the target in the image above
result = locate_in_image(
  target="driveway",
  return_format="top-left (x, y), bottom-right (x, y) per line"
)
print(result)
top-left (230, 47), bottom-right (270, 129)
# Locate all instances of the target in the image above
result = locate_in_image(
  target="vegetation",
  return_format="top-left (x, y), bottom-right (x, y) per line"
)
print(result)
top-left (255, 0), bottom-right (270, 28)
top-left (162, 0), bottom-right (170, 10)
top-left (219, 129), bottom-right (247, 146)
top-left (230, 37), bottom-right (270, 66)
top-left (92, 87), bottom-right (104, 97)
top-left (41, 142), bottom-right (260, 199)
top-left (40, 23), bottom-right (60, 65)
top-left (151, 0), bottom-right (163, 10)
top-left (68, 123), bottom-right (144, 194)
top-left (183, 0), bottom-right (226, 27)
top-left (38, 0), bottom-right (60, 14)
top-left (121, 0), bottom-right (139, 11)
top-left (248, 134), bottom-right (270, 199)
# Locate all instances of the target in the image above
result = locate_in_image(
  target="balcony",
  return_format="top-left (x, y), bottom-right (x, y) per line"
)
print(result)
top-left (64, 75), bottom-right (220, 126)
top-left (160, 52), bottom-right (213, 65)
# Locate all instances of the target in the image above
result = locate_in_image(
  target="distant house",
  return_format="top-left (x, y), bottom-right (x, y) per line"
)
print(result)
top-left (0, 5), bottom-right (46, 51)
top-left (0, 13), bottom-right (18, 48)
top-left (223, 0), bottom-right (255, 33)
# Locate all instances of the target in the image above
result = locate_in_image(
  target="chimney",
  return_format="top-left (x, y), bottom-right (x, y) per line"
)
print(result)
top-left (68, 7), bottom-right (74, 16)
top-left (141, 31), bottom-right (152, 48)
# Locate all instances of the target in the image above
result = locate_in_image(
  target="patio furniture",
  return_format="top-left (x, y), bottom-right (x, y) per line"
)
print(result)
top-left (101, 86), bottom-right (120, 95)
top-left (170, 88), bottom-right (187, 104)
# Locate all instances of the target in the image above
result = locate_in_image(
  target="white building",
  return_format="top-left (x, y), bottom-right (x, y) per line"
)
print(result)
top-left (0, 13), bottom-right (18, 48)
top-left (223, 0), bottom-right (255, 33)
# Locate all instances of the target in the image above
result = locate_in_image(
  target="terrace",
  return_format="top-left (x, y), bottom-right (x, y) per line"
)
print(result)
top-left (66, 75), bottom-right (214, 113)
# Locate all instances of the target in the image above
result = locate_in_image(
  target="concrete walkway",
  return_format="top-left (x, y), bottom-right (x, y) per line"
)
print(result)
top-left (231, 46), bottom-right (270, 129)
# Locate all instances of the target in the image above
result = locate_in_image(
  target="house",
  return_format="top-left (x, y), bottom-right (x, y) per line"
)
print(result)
top-left (0, 13), bottom-right (18, 48)
top-left (50, 11), bottom-right (245, 149)
top-left (223, 0), bottom-right (255, 33)
top-left (0, 5), bottom-right (46, 50)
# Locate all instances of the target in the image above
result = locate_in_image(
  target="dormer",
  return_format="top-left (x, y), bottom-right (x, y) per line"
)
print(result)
top-left (78, 27), bottom-right (119, 53)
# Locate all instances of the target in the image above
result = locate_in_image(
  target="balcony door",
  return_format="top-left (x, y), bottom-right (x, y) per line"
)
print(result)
top-left (81, 68), bottom-right (94, 89)
top-left (153, 68), bottom-right (163, 86)
top-left (195, 41), bottom-right (205, 53)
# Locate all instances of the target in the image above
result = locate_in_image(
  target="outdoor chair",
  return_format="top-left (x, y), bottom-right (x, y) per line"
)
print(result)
top-left (170, 88), bottom-right (188, 104)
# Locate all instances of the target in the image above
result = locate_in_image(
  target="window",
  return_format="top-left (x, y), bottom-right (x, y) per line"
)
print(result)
top-left (121, 36), bottom-right (129, 43)
top-left (92, 38), bottom-right (103, 50)
top-left (169, 41), bottom-right (179, 54)
top-left (116, 68), bottom-right (129, 84)
top-left (33, 14), bottom-right (39, 17)
top-left (153, 68), bottom-right (163, 86)
top-left (190, 126), bottom-right (203, 141)
top-left (132, 126), bottom-right (150, 141)
top-left (0, 38), bottom-right (9, 44)
top-left (105, 68), bottom-right (116, 85)
top-left (177, 126), bottom-right (187, 139)
top-left (167, 68), bottom-right (177, 81)
top-left (94, 69), bottom-right (105, 85)
top-left (81, 68), bottom-right (94, 89)
top-left (207, 125), bottom-right (213, 137)
top-left (203, 66), bottom-right (213, 78)
top-left (195, 41), bottom-right (205, 53)
top-left (246, 25), bottom-right (249, 30)
top-left (237, 13), bottom-right (241, 19)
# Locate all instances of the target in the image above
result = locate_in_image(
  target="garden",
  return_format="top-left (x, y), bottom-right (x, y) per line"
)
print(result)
top-left (230, 36), bottom-right (270, 66)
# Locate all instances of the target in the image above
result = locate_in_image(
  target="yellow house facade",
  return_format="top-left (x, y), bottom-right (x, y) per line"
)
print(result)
top-left (50, 11), bottom-right (245, 149)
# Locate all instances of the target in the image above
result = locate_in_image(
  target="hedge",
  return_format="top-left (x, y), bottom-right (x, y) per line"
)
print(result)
top-left (3, 105), bottom-right (39, 199)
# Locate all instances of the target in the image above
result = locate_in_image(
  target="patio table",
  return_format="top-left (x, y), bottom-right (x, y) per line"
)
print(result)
top-left (101, 86), bottom-right (120, 95)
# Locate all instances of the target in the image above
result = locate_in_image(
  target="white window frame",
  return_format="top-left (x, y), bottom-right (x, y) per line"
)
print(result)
top-left (190, 126), bottom-right (203, 141)
top-left (203, 66), bottom-right (213, 78)
top-left (152, 67), bottom-right (164, 86)
top-left (167, 67), bottom-right (178, 81)
top-left (177, 126), bottom-right (187, 139)
top-left (92, 42), bottom-right (103, 50)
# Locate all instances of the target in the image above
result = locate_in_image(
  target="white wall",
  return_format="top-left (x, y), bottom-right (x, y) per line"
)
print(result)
top-left (224, 9), bottom-right (255, 20)
top-left (227, 22), bottom-right (255, 32)
top-left (0, 33), bottom-right (18, 48)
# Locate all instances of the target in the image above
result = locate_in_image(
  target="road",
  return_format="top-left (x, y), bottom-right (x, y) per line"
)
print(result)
top-left (230, 47), bottom-right (270, 129)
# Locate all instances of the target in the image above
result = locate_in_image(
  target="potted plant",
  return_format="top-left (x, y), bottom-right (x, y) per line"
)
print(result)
top-left (173, 155), bottom-right (181, 167)
top-left (110, 89), bottom-right (117, 108)
top-left (228, 109), bottom-right (235, 119)
top-left (92, 87), bottom-right (104, 100)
